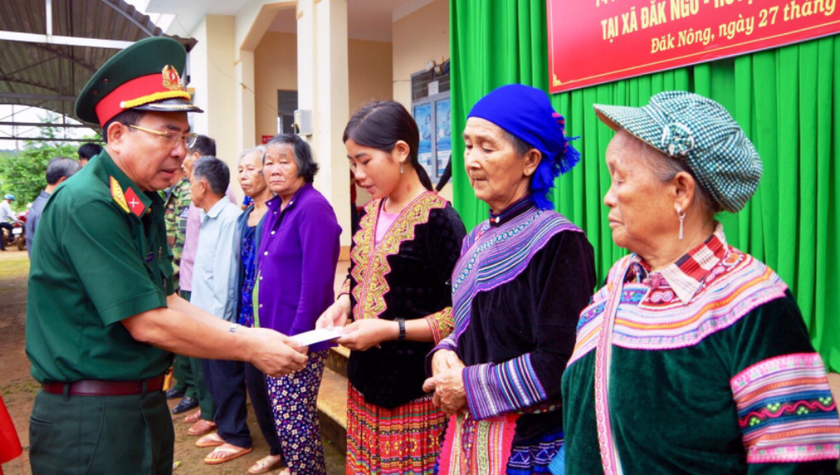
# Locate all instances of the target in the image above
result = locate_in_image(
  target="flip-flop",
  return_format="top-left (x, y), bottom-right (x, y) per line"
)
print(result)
top-left (248, 455), bottom-right (284, 474)
top-left (195, 432), bottom-right (224, 448)
top-left (183, 410), bottom-right (201, 424)
top-left (203, 445), bottom-right (254, 465)
top-left (187, 419), bottom-right (217, 437)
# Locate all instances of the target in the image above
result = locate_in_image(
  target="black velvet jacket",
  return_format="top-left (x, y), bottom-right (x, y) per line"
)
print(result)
top-left (346, 192), bottom-right (466, 409)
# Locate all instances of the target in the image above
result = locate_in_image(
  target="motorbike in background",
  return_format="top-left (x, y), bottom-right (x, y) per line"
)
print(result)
top-left (2, 211), bottom-right (27, 251)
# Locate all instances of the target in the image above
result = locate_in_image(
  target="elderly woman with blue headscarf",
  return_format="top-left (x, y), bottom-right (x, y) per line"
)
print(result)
top-left (423, 84), bottom-right (596, 474)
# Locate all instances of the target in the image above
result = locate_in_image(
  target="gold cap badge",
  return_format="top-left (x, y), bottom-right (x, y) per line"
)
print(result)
top-left (162, 65), bottom-right (183, 91)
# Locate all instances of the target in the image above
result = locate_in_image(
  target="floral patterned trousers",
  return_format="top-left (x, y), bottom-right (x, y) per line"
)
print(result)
top-left (266, 349), bottom-right (328, 475)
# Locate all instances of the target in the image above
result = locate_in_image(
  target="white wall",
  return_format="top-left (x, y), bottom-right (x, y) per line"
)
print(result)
top-left (391, 0), bottom-right (452, 201)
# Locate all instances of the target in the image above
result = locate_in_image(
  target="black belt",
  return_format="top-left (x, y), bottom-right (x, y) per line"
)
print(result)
top-left (42, 375), bottom-right (165, 397)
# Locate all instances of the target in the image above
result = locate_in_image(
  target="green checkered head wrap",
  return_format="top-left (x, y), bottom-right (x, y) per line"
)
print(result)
top-left (594, 91), bottom-right (762, 213)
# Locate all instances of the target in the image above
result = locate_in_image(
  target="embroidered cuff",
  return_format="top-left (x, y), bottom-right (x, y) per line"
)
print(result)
top-left (424, 307), bottom-right (454, 344)
top-left (338, 278), bottom-right (350, 297)
top-left (463, 354), bottom-right (547, 420)
top-left (731, 352), bottom-right (840, 464)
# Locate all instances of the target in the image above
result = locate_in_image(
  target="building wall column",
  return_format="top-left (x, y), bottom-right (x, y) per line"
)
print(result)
top-left (299, 0), bottom-right (351, 249)
top-left (235, 50), bottom-right (256, 156)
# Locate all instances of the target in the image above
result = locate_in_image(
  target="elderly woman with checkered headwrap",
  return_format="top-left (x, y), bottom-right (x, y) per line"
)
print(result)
top-left (423, 84), bottom-right (597, 474)
top-left (558, 92), bottom-right (840, 475)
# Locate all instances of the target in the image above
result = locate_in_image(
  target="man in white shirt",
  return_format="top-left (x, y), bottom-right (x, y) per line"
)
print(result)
top-left (188, 156), bottom-right (253, 465)
top-left (0, 194), bottom-right (16, 251)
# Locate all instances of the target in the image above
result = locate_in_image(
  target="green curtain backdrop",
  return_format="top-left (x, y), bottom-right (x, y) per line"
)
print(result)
top-left (449, 0), bottom-right (840, 372)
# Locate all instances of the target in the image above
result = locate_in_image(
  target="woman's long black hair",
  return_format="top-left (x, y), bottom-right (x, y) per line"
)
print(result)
top-left (342, 101), bottom-right (433, 191)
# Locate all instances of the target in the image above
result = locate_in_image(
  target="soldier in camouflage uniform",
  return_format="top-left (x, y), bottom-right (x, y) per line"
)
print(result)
top-left (163, 172), bottom-right (199, 413)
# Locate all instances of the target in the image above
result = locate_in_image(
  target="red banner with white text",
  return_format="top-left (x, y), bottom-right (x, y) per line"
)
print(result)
top-left (547, 0), bottom-right (840, 94)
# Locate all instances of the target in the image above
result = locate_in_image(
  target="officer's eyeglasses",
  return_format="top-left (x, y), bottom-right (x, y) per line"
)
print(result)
top-left (129, 125), bottom-right (198, 149)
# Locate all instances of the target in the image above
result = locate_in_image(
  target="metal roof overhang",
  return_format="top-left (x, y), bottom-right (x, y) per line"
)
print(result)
top-left (0, 0), bottom-right (196, 129)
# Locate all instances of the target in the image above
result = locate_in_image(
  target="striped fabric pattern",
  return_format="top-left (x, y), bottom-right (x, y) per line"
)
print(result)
top-left (463, 354), bottom-right (547, 420)
top-left (570, 243), bottom-right (789, 357)
top-left (436, 413), bottom-right (519, 475)
top-left (346, 385), bottom-right (446, 475)
top-left (449, 206), bottom-right (581, 344)
top-left (611, 251), bottom-right (787, 350)
top-left (731, 353), bottom-right (840, 463)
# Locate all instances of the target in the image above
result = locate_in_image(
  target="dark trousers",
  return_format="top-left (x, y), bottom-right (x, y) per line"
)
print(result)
top-left (172, 290), bottom-right (195, 397)
top-left (244, 362), bottom-right (281, 456)
top-left (0, 222), bottom-right (12, 250)
top-left (171, 355), bottom-right (195, 398)
top-left (202, 358), bottom-right (252, 448)
top-left (29, 388), bottom-right (174, 475)
top-left (190, 357), bottom-right (214, 420)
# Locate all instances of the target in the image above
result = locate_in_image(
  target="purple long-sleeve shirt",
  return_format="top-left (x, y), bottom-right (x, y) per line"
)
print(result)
top-left (256, 183), bottom-right (341, 352)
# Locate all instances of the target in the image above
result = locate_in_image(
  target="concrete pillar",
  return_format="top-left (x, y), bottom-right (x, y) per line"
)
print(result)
top-left (235, 50), bottom-right (256, 154)
top-left (298, 0), bottom-right (351, 249)
top-left (186, 15), bottom-right (240, 198)
top-left (204, 16), bottom-right (237, 171)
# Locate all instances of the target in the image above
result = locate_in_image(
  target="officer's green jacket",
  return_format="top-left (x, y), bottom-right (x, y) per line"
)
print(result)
top-left (26, 151), bottom-right (175, 383)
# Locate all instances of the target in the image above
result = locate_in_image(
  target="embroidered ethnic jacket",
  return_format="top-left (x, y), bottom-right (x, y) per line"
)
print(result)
top-left (429, 198), bottom-right (597, 445)
top-left (346, 191), bottom-right (466, 409)
top-left (562, 225), bottom-right (840, 474)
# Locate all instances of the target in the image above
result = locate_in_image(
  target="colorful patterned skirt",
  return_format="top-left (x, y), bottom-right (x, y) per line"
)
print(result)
top-left (266, 350), bottom-right (328, 475)
top-left (436, 412), bottom-right (563, 475)
top-left (346, 384), bottom-right (447, 475)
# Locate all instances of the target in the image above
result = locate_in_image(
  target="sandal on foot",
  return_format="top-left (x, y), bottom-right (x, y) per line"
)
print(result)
top-left (183, 410), bottom-right (201, 424)
top-left (203, 445), bottom-right (253, 465)
top-left (195, 432), bottom-right (224, 448)
top-left (187, 419), bottom-right (217, 437)
top-left (248, 455), bottom-right (284, 474)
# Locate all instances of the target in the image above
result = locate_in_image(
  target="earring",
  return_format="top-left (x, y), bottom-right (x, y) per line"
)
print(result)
top-left (677, 206), bottom-right (686, 241)
top-left (400, 163), bottom-right (404, 175)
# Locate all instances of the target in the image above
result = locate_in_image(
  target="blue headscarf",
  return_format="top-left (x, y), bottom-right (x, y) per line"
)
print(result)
top-left (468, 84), bottom-right (580, 210)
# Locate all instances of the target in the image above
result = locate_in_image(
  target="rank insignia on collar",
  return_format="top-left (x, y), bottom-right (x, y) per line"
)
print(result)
top-left (110, 177), bottom-right (131, 214)
top-left (162, 65), bottom-right (183, 91)
top-left (124, 187), bottom-right (146, 217)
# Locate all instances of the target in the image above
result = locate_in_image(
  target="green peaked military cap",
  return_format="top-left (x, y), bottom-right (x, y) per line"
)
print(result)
top-left (75, 36), bottom-right (203, 127)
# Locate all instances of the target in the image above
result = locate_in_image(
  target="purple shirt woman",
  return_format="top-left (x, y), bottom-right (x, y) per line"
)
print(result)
top-left (254, 134), bottom-right (340, 475)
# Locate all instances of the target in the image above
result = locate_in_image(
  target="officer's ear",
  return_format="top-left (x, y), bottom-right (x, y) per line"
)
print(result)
top-left (106, 122), bottom-right (127, 153)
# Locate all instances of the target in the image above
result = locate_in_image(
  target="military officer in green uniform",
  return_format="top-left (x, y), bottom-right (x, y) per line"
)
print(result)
top-left (25, 36), bottom-right (308, 475)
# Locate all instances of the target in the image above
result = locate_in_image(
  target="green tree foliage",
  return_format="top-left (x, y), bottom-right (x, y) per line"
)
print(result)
top-left (0, 115), bottom-right (100, 211)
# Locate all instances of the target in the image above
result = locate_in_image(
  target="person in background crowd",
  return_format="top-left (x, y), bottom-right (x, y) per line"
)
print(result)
top-left (0, 194), bottom-right (16, 251)
top-left (241, 195), bottom-right (253, 211)
top-left (316, 101), bottom-right (466, 474)
top-left (25, 36), bottom-right (307, 475)
top-left (25, 157), bottom-right (82, 255)
top-left (179, 134), bottom-right (234, 435)
top-left (233, 146), bottom-right (285, 474)
top-left (187, 156), bottom-right (251, 465)
top-left (423, 84), bottom-right (595, 475)
top-left (256, 134), bottom-right (341, 475)
top-left (77, 142), bottom-right (102, 167)
top-left (559, 92), bottom-right (840, 474)
top-left (162, 162), bottom-right (198, 413)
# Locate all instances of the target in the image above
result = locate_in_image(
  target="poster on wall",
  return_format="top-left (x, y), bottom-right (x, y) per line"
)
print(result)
top-left (414, 103), bottom-right (434, 176)
top-left (435, 99), bottom-right (451, 177)
top-left (547, 0), bottom-right (840, 93)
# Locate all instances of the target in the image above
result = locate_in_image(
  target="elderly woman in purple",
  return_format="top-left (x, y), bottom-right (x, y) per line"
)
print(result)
top-left (253, 134), bottom-right (341, 475)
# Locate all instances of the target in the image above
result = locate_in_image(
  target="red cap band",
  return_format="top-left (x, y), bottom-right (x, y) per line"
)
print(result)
top-left (95, 74), bottom-right (171, 127)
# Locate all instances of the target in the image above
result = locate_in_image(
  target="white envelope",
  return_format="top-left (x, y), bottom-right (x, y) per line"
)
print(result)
top-left (291, 328), bottom-right (344, 347)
